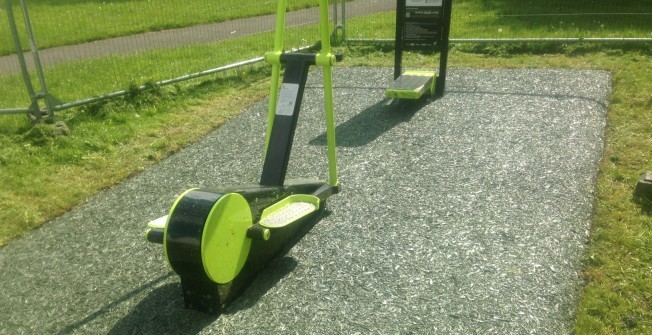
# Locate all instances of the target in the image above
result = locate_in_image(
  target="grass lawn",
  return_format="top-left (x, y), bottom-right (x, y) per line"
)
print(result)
top-left (0, 0), bottom-right (651, 334)
top-left (0, 0), bottom-right (326, 55)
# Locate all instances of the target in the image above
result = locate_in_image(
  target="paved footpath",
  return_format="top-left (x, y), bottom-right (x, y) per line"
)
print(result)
top-left (0, 67), bottom-right (610, 334)
top-left (0, 0), bottom-right (394, 74)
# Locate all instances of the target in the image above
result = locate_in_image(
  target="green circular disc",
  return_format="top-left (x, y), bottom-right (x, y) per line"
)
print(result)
top-left (201, 193), bottom-right (253, 284)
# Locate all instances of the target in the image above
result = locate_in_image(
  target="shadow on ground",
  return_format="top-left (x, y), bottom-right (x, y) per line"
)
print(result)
top-left (57, 273), bottom-right (174, 335)
top-left (100, 258), bottom-right (299, 334)
top-left (633, 194), bottom-right (652, 216)
top-left (310, 97), bottom-right (432, 147)
top-left (103, 210), bottom-right (331, 334)
top-left (107, 283), bottom-right (216, 335)
top-left (223, 256), bottom-right (298, 314)
top-left (446, 88), bottom-right (609, 108)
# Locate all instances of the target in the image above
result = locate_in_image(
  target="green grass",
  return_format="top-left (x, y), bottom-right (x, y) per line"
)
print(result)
top-left (0, 24), bottom-right (322, 245)
top-left (0, 0), bottom-right (327, 55)
top-left (0, 68), bottom-right (274, 246)
top-left (345, 3), bottom-right (652, 41)
top-left (0, 32), bottom-right (278, 106)
top-left (0, 0), bottom-right (651, 334)
top-left (451, 0), bottom-right (652, 39)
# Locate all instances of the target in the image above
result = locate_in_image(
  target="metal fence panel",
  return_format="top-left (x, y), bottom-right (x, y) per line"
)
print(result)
top-left (2, 0), bottom-right (650, 118)
top-left (0, 0), bottom-right (326, 116)
top-left (343, 0), bottom-right (652, 42)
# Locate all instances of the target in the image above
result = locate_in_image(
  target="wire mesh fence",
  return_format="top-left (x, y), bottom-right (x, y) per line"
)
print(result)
top-left (0, 0), bottom-right (328, 116)
top-left (1, 0), bottom-right (651, 118)
top-left (0, 0), bottom-right (327, 63)
top-left (343, 0), bottom-right (652, 42)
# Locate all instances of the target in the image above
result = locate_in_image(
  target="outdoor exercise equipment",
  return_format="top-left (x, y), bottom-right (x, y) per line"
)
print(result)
top-left (386, 0), bottom-right (452, 100)
top-left (634, 171), bottom-right (652, 198)
top-left (144, 0), bottom-right (339, 315)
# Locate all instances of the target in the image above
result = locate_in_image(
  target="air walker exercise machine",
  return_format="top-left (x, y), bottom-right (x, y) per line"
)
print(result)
top-left (144, 0), bottom-right (339, 315)
top-left (386, 0), bottom-right (452, 100)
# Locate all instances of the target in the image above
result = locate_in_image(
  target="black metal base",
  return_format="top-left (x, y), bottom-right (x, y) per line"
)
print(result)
top-left (634, 172), bottom-right (652, 198)
top-left (169, 180), bottom-right (338, 314)
top-left (181, 277), bottom-right (222, 315)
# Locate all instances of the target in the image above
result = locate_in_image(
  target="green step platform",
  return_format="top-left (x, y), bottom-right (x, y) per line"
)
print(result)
top-left (386, 70), bottom-right (436, 100)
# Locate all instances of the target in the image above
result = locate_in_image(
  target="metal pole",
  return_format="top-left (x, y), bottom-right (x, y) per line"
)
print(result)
top-left (262, 0), bottom-right (288, 153)
top-left (393, 0), bottom-right (404, 80)
top-left (333, 0), bottom-right (338, 31)
top-left (452, 37), bottom-right (652, 43)
top-left (4, 0), bottom-right (39, 119)
top-left (332, 0), bottom-right (345, 41)
top-left (319, 0), bottom-right (338, 187)
top-left (436, 0), bottom-right (453, 97)
top-left (0, 107), bottom-right (30, 115)
top-left (19, 0), bottom-right (55, 118)
top-left (346, 37), bottom-right (652, 44)
top-left (341, 0), bottom-right (346, 41)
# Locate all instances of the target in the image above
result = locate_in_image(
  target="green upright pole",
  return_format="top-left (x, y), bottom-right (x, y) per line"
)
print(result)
top-left (265, 0), bottom-right (338, 187)
top-left (264, 0), bottom-right (287, 152)
top-left (318, 0), bottom-right (339, 187)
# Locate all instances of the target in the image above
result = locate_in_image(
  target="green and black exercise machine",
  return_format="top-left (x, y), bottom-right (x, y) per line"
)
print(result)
top-left (144, 0), bottom-right (339, 315)
top-left (386, 0), bottom-right (452, 100)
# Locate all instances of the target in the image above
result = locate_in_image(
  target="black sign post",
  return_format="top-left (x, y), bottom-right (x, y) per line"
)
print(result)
top-left (393, 0), bottom-right (452, 97)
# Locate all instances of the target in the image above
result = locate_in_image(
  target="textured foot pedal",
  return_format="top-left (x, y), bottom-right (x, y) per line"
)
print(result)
top-left (259, 195), bottom-right (320, 228)
top-left (148, 215), bottom-right (168, 229)
top-left (145, 215), bottom-right (168, 244)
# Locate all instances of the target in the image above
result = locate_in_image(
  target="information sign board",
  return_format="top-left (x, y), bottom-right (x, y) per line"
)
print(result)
top-left (402, 0), bottom-right (444, 50)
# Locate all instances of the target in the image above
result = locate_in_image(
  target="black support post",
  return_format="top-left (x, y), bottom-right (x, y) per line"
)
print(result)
top-left (260, 53), bottom-right (317, 187)
top-left (436, 0), bottom-right (453, 97)
top-left (394, 0), bottom-right (406, 80)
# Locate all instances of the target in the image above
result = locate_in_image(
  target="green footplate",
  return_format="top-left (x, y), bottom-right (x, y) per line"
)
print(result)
top-left (386, 70), bottom-right (436, 100)
top-left (259, 194), bottom-right (320, 229)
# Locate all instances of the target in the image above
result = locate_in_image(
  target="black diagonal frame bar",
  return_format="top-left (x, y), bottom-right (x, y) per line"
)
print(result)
top-left (393, 0), bottom-right (406, 80)
top-left (260, 53), bottom-right (317, 186)
top-left (436, 0), bottom-right (453, 97)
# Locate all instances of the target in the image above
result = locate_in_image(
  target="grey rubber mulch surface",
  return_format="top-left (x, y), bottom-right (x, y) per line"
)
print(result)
top-left (0, 67), bottom-right (611, 334)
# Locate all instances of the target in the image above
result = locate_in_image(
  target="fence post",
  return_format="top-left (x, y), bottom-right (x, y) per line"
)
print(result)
top-left (3, 0), bottom-right (40, 119)
top-left (19, 0), bottom-right (60, 121)
top-left (331, 0), bottom-right (346, 42)
top-left (341, 0), bottom-right (346, 41)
